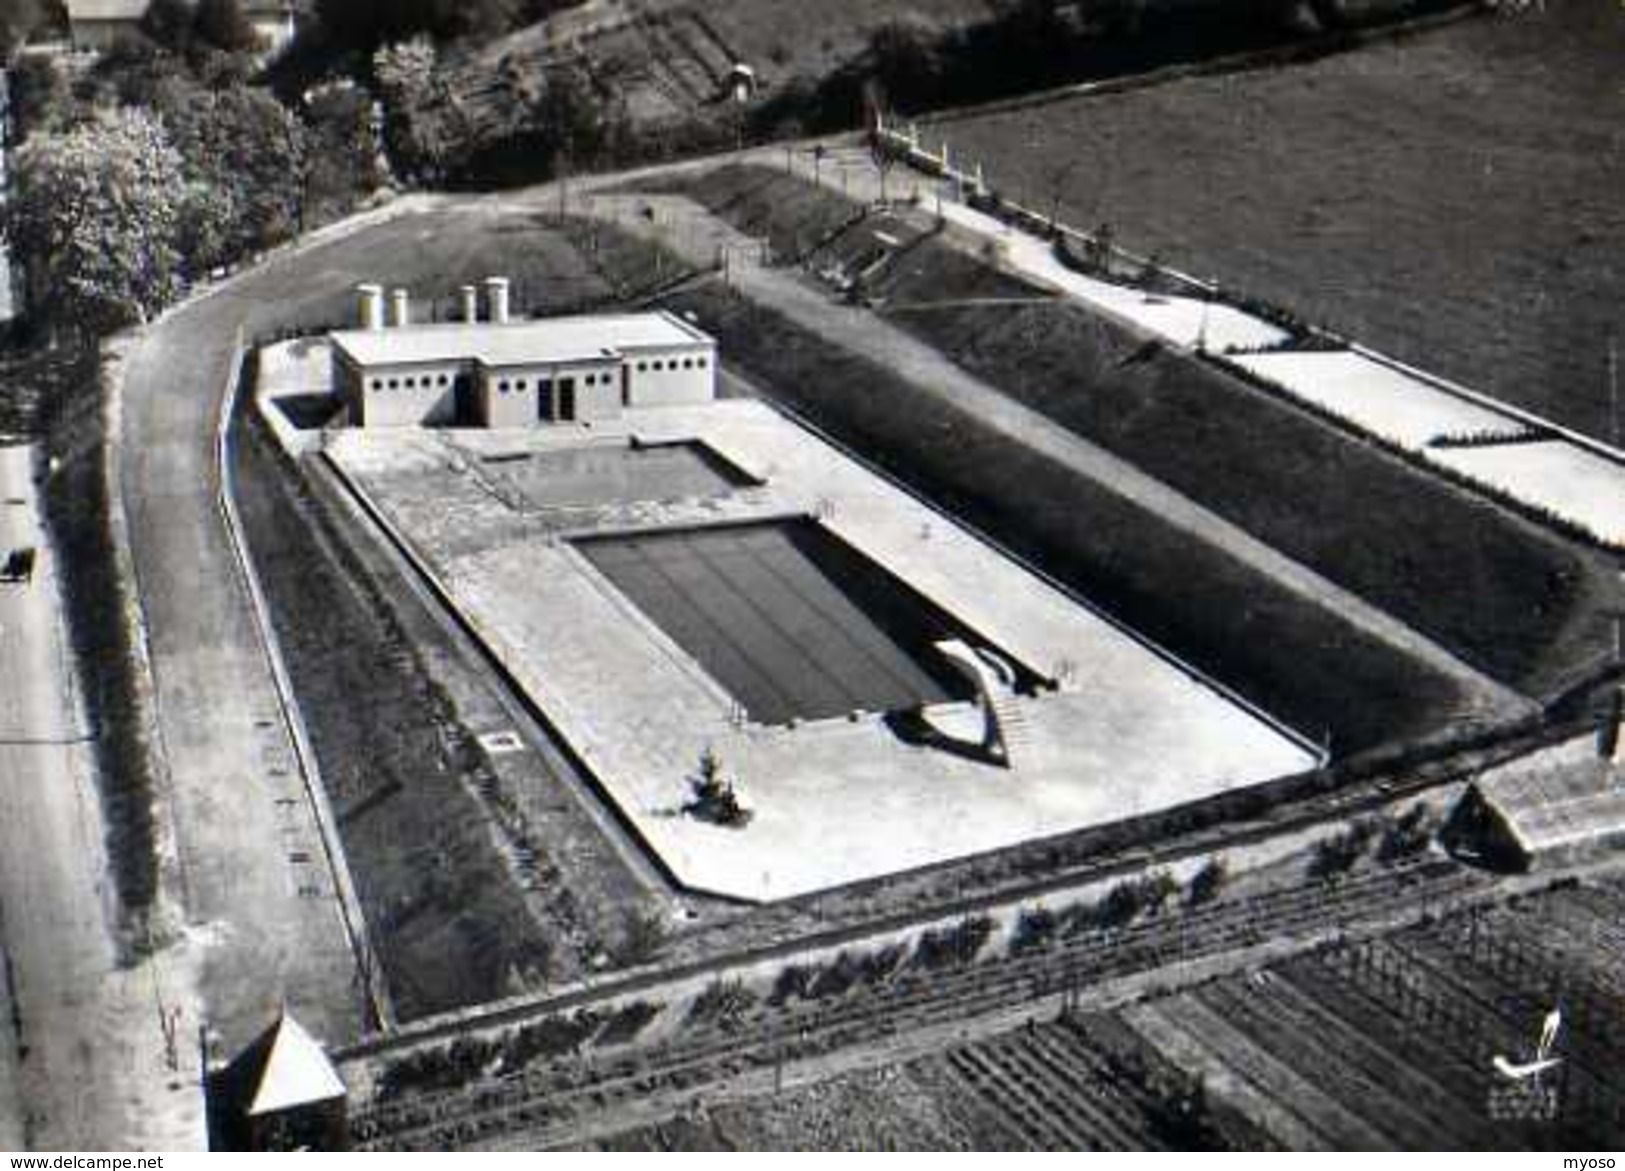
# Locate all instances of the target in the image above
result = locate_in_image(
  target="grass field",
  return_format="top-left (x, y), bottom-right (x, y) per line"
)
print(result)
top-left (647, 164), bottom-right (1619, 700)
top-left (926, 2), bottom-right (1625, 441)
top-left (236, 425), bottom-right (556, 1020)
top-left (658, 279), bottom-right (1470, 755)
top-left (892, 298), bottom-right (1616, 694)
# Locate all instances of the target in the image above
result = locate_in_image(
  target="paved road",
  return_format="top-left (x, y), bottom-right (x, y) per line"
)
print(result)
top-left (0, 446), bottom-right (205, 1150)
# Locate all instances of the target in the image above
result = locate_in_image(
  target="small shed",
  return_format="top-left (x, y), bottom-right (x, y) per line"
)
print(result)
top-left (209, 1012), bottom-right (349, 1151)
top-left (1447, 734), bottom-right (1625, 872)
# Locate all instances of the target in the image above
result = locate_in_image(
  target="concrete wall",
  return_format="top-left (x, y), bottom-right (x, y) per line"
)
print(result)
top-left (624, 343), bottom-right (716, 409)
top-left (356, 361), bottom-right (463, 427)
top-left (477, 368), bottom-right (537, 428)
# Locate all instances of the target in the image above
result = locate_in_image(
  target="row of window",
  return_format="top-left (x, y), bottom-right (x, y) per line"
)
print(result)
top-left (635, 356), bottom-right (707, 373)
top-left (497, 372), bottom-right (598, 394)
top-left (369, 373), bottom-right (451, 392)
top-left (366, 353), bottom-right (709, 395)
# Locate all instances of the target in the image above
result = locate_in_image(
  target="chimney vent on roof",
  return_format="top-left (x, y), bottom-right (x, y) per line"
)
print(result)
top-left (460, 284), bottom-right (480, 324)
top-left (388, 288), bottom-right (410, 329)
top-left (356, 283), bottom-right (385, 331)
top-left (485, 276), bottom-right (511, 326)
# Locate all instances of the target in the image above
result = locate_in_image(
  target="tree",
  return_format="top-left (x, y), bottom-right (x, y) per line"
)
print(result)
top-left (7, 52), bottom-right (70, 142)
top-left (192, 0), bottom-right (260, 53)
top-left (8, 108), bottom-right (186, 334)
top-left (869, 16), bottom-right (947, 108)
top-left (0, 0), bottom-right (48, 58)
top-left (302, 83), bottom-right (385, 224)
top-left (682, 747), bottom-right (751, 827)
top-left (152, 77), bottom-right (307, 265)
top-left (1187, 856), bottom-right (1228, 907)
top-left (316, 0), bottom-right (522, 50)
top-left (372, 35), bottom-right (447, 181)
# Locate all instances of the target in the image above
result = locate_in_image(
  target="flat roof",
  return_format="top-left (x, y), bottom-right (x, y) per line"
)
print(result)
top-left (330, 311), bottom-right (713, 370)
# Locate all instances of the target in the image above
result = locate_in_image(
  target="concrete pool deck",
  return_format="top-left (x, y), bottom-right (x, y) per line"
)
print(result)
top-left (326, 401), bottom-right (1319, 900)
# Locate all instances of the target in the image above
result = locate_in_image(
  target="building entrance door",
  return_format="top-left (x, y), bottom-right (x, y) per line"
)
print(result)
top-left (558, 377), bottom-right (576, 422)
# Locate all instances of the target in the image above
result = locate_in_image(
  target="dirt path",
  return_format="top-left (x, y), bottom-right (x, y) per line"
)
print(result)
top-left (0, 446), bottom-right (207, 1151)
top-left (558, 186), bottom-right (1528, 723)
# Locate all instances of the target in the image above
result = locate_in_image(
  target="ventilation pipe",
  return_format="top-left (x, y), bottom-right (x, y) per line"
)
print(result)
top-left (356, 283), bottom-right (385, 331)
top-left (485, 276), bottom-right (511, 325)
top-left (388, 288), bottom-right (411, 328)
top-left (459, 284), bottom-right (480, 324)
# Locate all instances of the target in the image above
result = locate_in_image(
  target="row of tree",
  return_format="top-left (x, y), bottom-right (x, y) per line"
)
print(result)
top-left (7, 45), bottom-right (381, 336)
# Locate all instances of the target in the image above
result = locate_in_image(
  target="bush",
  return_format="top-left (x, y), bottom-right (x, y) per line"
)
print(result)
top-left (686, 979), bottom-right (756, 1029)
top-left (1375, 804), bottom-right (1432, 864)
top-left (769, 963), bottom-right (813, 1006)
top-left (1011, 905), bottom-right (1058, 953)
top-left (913, 915), bottom-right (994, 970)
top-left (607, 907), bottom-right (667, 967)
top-left (1187, 857), bottom-right (1228, 907)
top-left (1309, 819), bottom-right (1377, 881)
top-left (597, 999), bottom-right (661, 1046)
top-left (498, 1010), bottom-right (601, 1072)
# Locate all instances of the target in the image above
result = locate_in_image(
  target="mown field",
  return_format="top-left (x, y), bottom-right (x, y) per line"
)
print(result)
top-left (649, 164), bottom-right (1619, 702)
top-left (928, 1), bottom-right (1625, 441)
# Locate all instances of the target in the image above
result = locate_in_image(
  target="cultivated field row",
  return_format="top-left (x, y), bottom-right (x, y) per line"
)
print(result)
top-left (346, 855), bottom-right (1505, 1149)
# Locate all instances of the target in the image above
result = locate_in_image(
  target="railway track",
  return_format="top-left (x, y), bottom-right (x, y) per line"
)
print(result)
top-left (351, 856), bottom-right (1488, 1149)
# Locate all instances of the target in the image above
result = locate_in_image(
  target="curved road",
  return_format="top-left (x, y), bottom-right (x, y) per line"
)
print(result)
top-left (114, 196), bottom-right (582, 1057)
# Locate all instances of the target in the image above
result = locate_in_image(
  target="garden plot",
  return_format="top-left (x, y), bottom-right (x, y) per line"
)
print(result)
top-left (1225, 350), bottom-right (1522, 449)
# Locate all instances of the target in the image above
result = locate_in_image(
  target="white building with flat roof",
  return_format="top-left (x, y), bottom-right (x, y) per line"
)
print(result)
top-left (329, 281), bottom-right (717, 429)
